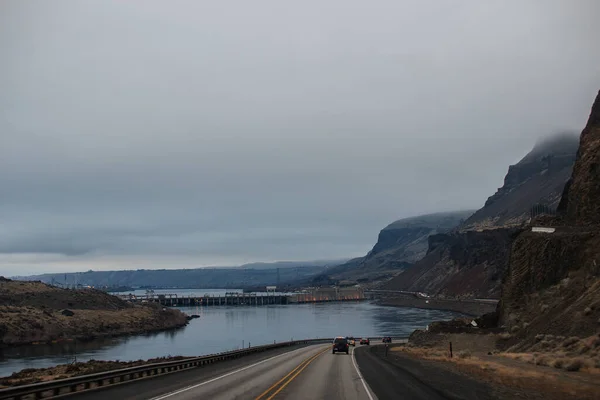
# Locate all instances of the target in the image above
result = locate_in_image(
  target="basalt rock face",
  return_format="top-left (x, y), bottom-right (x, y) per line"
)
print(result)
top-left (499, 91), bottom-right (600, 349)
top-left (383, 228), bottom-right (520, 298)
top-left (562, 91), bottom-right (600, 225)
top-left (462, 133), bottom-right (579, 231)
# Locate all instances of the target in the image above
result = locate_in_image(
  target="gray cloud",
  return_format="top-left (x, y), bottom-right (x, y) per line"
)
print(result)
top-left (1, 0), bottom-right (599, 275)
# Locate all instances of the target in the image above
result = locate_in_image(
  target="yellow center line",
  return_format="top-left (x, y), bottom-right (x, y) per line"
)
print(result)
top-left (255, 346), bottom-right (329, 400)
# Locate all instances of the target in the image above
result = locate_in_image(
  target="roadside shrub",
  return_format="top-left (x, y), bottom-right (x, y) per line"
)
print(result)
top-left (579, 345), bottom-right (591, 355)
top-left (510, 325), bottom-right (520, 334)
top-left (562, 337), bottom-right (580, 347)
top-left (564, 359), bottom-right (584, 372)
top-left (588, 336), bottom-right (600, 348)
top-left (551, 358), bottom-right (564, 369)
top-left (534, 356), bottom-right (549, 366)
top-left (457, 350), bottom-right (471, 359)
top-left (535, 334), bottom-right (545, 342)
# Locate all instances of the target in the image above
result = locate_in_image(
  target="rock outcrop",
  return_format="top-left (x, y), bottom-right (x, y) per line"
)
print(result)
top-left (561, 91), bottom-right (600, 225)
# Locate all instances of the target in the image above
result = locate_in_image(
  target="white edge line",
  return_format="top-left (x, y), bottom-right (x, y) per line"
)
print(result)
top-left (149, 345), bottom-right (316, 400)
top-left (351, 347), bottom-right (376, 400)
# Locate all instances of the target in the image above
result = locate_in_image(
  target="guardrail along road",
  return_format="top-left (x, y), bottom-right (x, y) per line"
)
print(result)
top-left (3, 338), bottom-right (440, 400)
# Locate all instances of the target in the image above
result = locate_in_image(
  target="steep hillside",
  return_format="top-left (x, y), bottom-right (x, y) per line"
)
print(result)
top-left (561, 92), bottom-right (600, 225)
top-left (462, 133), bottom-right (579, 231)
top-left (317, 211), bottom-right (475, 283)
top-left (499, 90), bottom-right (600, 349)
top-left (383, 133), bottom-right (578, 298)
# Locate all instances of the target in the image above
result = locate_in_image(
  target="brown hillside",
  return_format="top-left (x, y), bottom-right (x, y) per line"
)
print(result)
top-left (0, 279), bottom-right (188, 347)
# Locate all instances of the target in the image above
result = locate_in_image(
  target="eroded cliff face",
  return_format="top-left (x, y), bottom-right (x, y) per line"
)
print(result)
top-left (562, 91), bottom-right (600, 225)
top-left (462, 133), bottom-right (578, 231)
top-left (383, 228), bottom-right (519, 298)
top-left (499, 91), bottom-right (600, 348)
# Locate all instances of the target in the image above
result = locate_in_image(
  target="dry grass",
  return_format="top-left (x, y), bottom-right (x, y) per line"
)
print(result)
top-left (395, 346), bottom-right (600, 400)
top-left (457, 350), bottom-right (472, 359)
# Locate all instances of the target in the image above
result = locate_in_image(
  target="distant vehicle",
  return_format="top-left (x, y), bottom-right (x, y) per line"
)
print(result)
top-left (359, 338), bottom-right (370, 345)
top-left (347, 337), bottom-right (356, 346)
top-left (332, 337), bottom-right (349, 354)
top-left (382, 337), bottom-right (392, 343)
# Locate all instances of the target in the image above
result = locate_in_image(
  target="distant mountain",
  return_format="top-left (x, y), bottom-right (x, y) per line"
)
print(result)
top-left (236, 259), bottom-right (349, 269)
top-left (14, 263), bottom-right (330, 289)
top-left (384, 132), bottom-right (579, 298)
top-left (314, 210), bottom-right (475, 284)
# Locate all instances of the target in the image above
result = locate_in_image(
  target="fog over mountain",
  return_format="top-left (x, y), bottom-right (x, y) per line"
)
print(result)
top-left (1, 0), bottom-right (599, 275)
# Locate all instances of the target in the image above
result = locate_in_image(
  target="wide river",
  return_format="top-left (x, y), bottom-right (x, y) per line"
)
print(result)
top-left (0, 295), bottom-right (462, 377)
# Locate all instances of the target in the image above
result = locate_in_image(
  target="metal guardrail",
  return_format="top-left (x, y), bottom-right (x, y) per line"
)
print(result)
top-left (0, 337), bottom-right (406, 400)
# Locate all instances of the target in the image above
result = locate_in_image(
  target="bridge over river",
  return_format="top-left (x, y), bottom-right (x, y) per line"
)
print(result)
top-left (115, 287), bottom-right (366, 307)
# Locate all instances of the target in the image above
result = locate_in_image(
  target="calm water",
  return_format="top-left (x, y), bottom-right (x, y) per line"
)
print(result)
top-left (0, 301), bottom-right (461, 377)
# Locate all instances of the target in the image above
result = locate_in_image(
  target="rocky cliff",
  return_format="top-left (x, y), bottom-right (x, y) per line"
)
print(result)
top-left (462, 133), bottom-right (579, 231)
top-left (317, 211), bottom-right (475, 283)
top-left (499, 90), bottom-right (600, 349)
top-left (384, 228), bottom-right (520, 298)
top-left (382, 134), bottom-right (578, 298)
top-left (561, 92), bottom-right (600, 225)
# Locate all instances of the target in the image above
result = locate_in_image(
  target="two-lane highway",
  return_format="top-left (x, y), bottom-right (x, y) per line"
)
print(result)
top-left (73, 343), bottom-right (375, 400)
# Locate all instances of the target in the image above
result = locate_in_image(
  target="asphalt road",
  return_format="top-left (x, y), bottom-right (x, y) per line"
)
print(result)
top-left (72, 343), bottom-right (374, 400)
top-left (72, 342), bottom-right (494, 400)
top-left (355, 344), bottom-right (498, 400)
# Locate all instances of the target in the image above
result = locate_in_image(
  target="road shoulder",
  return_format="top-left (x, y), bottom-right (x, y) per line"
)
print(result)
top-left (355, 344), bottom-right (506, 400)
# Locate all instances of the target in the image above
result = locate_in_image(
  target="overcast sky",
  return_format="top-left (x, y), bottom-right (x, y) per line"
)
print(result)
top-left (1, 0), bottom-right (599, 276)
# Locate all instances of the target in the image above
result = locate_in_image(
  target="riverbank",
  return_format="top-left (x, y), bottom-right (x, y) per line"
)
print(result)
top-left (0, 279), bottom-right (189, 347)
top-left (376, 294), bottom-right (497, 316)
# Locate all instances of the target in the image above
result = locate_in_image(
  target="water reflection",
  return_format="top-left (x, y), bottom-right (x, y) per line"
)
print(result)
top-left (0, 302), bottom-right (462, 377)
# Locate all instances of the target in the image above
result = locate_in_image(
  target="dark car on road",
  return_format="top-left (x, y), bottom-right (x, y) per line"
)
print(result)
top-left (382, 337), bottom-right (392, 343)
top-left (359, 338), bottom-right (370, 345)
top-left (332, 337), bottom-right (349, 354)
